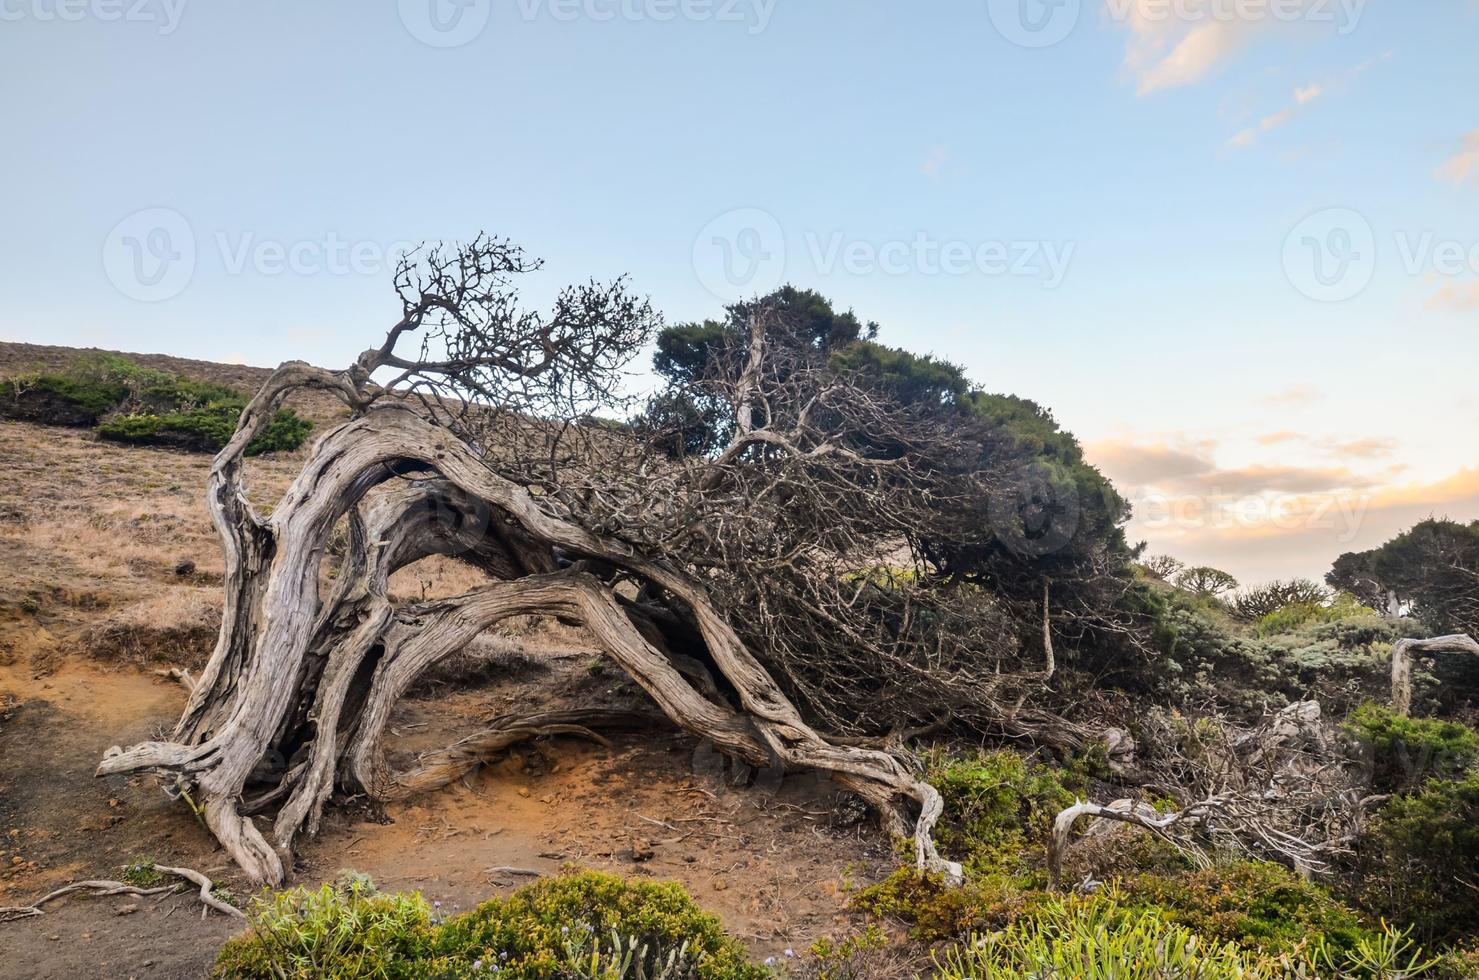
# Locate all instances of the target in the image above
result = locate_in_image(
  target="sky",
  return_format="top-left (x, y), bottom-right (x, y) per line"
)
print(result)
top-left (1, 0), bottom-right (1477, 586)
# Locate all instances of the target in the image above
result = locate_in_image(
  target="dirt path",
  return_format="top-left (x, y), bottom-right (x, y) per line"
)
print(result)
top-left (0, 662), bottom-right (890, 978)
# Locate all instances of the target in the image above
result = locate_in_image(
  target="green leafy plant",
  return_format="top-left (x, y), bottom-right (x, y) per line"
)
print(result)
top-left (930, 893), bottom-right (1286, 980)
top-left (922, 749), bottom-right (1079, 877)
top-left (1358, 770), bottom-right (1479, 940)
top-left (214, 871), bottom-right (768, 979)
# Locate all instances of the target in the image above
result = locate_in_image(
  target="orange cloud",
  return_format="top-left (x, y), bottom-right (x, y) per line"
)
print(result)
top-left (1263, 385), bottom-right (1323, 407)
top-left (1427, 280), bottom-right (1479, 311)
top-left (1436, 131), bottom-right (1479, 186)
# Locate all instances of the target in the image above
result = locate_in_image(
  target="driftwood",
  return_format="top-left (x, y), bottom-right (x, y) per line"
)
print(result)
top-left (1389, 634), bottom-right (1479, 716)
top-left (95, 239), bottom-right (969, 886)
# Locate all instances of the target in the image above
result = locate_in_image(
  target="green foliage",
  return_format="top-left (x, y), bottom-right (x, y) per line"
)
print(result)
top-left (1331, 519), bottom-right (1479, 638)
top-left (928, 885), bottom-right (1431, 979)
top-left (1153, 592), bottom-right (1406, 715)
top-left (1253, 592), bottom-right (1373, 638)
top-left (2, 354), bottom-right (311, 454)
top-left (1343, 705), bottom-right (1479, 794)
top-left (1359, 770), bottom-right (1479, 940)
top-left (213, 877), bottom-right (441, 979)
top-left (852, 867), bottom-right (1047, 943)
top-left (435, 870), bottom-right (766, 979)
top-left (923, 749), bottom-right (1079, 877)
top-left (98, 403), bottom-right (312, 454)
top-left (1233, 579), bottom-right (1332, 623)
top-left (805, 925), bottom-right (891, 980)
top-left (1119, 862), bottom-right (1375, 961)
top-left (215, 871), bottom-right (768, 979)
top-left (930, 894), bottom-right (1290, 980)
top-left (119, 857), bottom-right (166, 888)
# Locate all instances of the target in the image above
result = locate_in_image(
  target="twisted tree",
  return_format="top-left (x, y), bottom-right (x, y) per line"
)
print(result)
top-left (97, 237), bottom-right (1025, 885)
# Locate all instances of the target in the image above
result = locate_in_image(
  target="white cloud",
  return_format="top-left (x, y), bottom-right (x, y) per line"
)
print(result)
top-left (1106, 1), bottom-right (1372, 96)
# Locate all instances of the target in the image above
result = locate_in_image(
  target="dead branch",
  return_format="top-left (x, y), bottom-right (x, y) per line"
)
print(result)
top-left (1389, 634), bottom-right (1479, 716)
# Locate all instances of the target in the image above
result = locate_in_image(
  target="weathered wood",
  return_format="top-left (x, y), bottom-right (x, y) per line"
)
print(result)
top-left (1390, 634), bottom-right (1479, 716)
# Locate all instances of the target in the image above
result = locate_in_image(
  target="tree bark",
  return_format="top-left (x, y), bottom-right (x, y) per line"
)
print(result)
top-left (99, 377), bottom-right (961, 886)
top-left (1389, 634), bottom-right (1479, 716)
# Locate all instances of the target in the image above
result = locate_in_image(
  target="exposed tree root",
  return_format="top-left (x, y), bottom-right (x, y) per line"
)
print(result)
top-left (0, 866), bottom-right (243, 923)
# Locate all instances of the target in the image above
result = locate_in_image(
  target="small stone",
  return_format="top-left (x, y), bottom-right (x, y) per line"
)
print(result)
top-left (516, 787), bottom-right (531, 798)
top-left (10, 856), bottom-right (22, 866)
top-left (712, 879), bottom-right (728, 891)
top-left (115, 904), bottom-right (139, 916)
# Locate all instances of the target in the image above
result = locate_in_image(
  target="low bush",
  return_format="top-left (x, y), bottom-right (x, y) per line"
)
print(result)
top-left (1119, 861), bottom-right (1375, 961)
top-left (931, 894), bottom-right (1279, 980)
top-left (214, 870), bottom-right (768, 979)
top-left (1357, 770), bottom-right (1479, 941)
top-left (922, 749), bottom-right (1079, 877)
top-left (931, 891), bottom-right (1432, 980)
top-left (1342, 704), bottom-right (1479, 794)
top-left (0, 353), bottom-right (154, 424)
top-left (852, 867), bottom-right (1047, 943)
top-left (1, 353), bottom-right (312, 454)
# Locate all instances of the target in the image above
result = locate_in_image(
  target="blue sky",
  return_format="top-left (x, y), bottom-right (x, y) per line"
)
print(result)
top-left (2, 0), bottom-right (1477, 583)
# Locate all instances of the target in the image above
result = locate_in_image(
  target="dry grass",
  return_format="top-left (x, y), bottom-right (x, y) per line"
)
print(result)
top-left (0, 342), bottom-right (598, 677)
top-left (83, 589), bottom-right (223, 669)
top-left (0, 417), bottom-right (300, 673)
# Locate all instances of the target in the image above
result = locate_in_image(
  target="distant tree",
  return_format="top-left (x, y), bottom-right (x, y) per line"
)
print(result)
top-left (1329, 519), bottom-right (1479, 633)
top-left (1175, 565), bottom-right (1239, 598)
top-left (1142, 555), bottom-right (1185, 581)
top-left (1232, 579), bottom-right (1330, 622)
top-left (1327, 549), bottom-right (1396, 614)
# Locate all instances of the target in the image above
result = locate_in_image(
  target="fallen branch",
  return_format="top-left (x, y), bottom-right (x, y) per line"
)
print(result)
top-left (1390, 634), bottom-right (1479, 716)
top-left (0, 867), bottom-right (242, 923)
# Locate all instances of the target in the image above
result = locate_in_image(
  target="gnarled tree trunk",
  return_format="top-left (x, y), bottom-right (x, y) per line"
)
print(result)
top-left (98, 363), bottom-right (961, 885)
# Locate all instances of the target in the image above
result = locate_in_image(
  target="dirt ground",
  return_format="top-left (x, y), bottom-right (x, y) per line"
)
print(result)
top-left (0, 347), bottom-right (895, 978)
